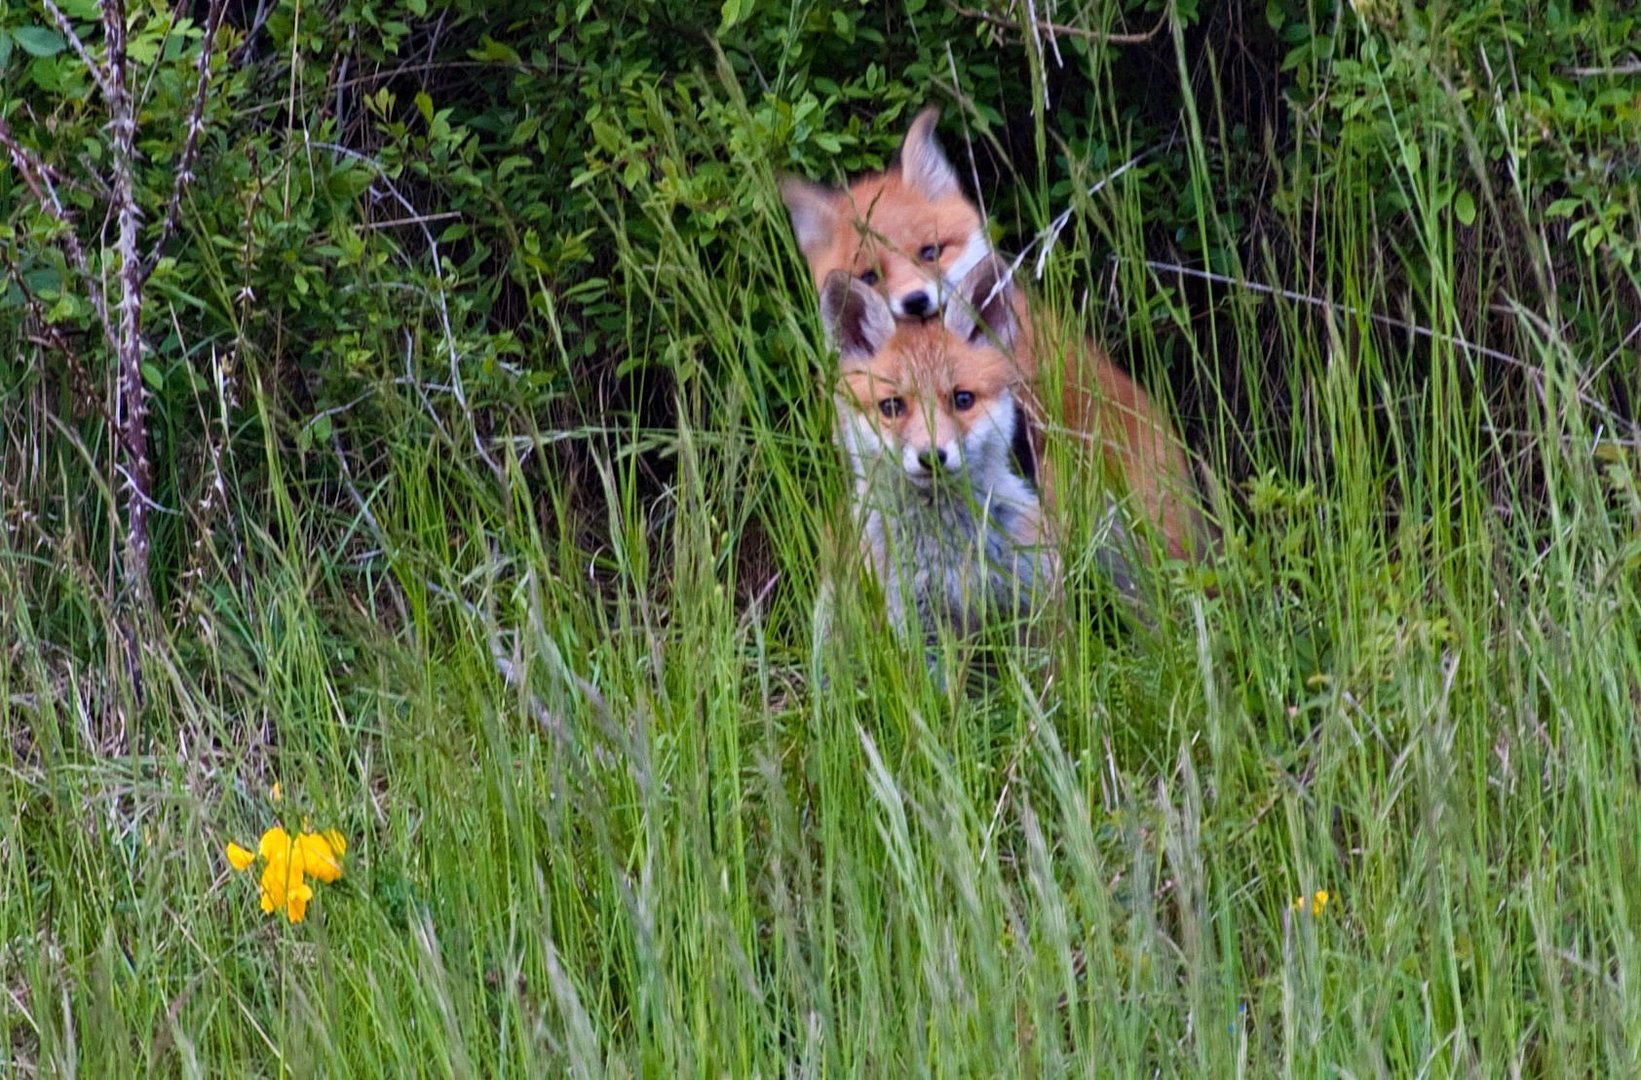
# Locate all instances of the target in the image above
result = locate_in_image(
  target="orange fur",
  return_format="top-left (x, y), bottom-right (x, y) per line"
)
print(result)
top-left (1025, 310), bottom-right (1206, 561)
top-left (782, 109), bottom-right (991, 321)
top-left (788, 109), bottom-right (1207, 565)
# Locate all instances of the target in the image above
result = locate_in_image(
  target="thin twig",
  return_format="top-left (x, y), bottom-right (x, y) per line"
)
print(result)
top-left (38, 0), bottom-right (114, 100)
top-left (1562, 59), bottom-right (1641, 77)
top-left (142, 0), bottom-right (228, 282)
top-left (949, 2), bottom-right (1166, 45)
top-left (1131, 257), bottom-right (1635, 436)
top-left (230, 0), bottom-right (275, 65)
top-left (313, 139), bottom-right (508, 490)
top-left (0, 116), bottom-right (118, 352)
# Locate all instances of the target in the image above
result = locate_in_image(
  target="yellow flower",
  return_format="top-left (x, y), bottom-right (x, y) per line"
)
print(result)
top-left (270, 781), bottom-right (282, 803)
top-left (284, 880), bottom-right (314, 923)
top-left (1292, 890), bottom-right (1331, 917)
top-left (260, 850), bottom-right (298, 906)
top-left (296, 831), bottom-right (344, 885)
top-left (259, 826), bottom-right (294, 862)
top-left (258, 844), bottom-right (317, 923)
top-left (227, 823), bottom-right (346, 924)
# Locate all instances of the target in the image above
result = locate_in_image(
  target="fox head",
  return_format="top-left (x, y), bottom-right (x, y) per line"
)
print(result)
top-left (821, 254), bottom-right (1030, 492)
top-left (783, 107), bottom-right (992, 321)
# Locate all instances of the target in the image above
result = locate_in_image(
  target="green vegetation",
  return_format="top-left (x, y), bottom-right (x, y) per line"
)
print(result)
top-left (2, 0), bottom-right (1639, 1073)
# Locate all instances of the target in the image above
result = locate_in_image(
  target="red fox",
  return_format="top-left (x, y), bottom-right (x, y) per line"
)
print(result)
top-left (787, 109), bottom-right (1207, 636)
top-left (820, 256), bottom-right (1057, 637)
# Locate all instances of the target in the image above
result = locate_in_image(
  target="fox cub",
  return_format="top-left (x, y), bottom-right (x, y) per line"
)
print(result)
top-left (821, 256), bottom-right (1052, 638)
top-left (786, 108), bottom-right (1207, 644)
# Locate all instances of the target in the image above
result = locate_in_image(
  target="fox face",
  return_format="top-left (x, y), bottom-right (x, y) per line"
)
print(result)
top-left (821, 254), bottom-right (1029, 493)
top-left (783, 108), bottom-right (991, 320)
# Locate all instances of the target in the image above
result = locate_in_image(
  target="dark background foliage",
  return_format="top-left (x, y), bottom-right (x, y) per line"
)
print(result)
top-left (2, 0), bottom-right (1637, 626)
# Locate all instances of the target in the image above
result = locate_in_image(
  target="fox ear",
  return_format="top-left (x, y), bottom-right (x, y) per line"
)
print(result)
top-left (899, 107), bottom-right (960, 201)
top-left (780, 179), bottom-right (840, 260)
top-left (944, 254), bottom-right (1018, 351)
top-left (819, 270), bottom-right (895, 364)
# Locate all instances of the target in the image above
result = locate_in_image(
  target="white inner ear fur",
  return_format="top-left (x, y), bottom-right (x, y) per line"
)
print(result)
top-left (938, 229), bottom-right (994, 303)
top-left (899, 113), bottom-right (960, 201)
top-left (820, 275), bottom-right (895, 363)
top-left (944, 261), bottom-right (1017, 351)
top-left (780, 180), bottom-right (838, 259)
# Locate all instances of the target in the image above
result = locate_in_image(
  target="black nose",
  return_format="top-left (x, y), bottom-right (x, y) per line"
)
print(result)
top-left (918, 447), bottom-right (948, 471)
top-left (901, 292), bottom-right (932, 318)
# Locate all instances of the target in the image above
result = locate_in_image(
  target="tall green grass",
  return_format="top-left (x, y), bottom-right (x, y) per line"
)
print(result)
top-left (4, 7), bottom-right (1640, 1077)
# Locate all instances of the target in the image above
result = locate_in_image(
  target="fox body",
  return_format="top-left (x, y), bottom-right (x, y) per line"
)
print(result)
top-left (820, 260), bottom-right (1053, 637)
top-left (790, 109), bottom-right (1208, 643)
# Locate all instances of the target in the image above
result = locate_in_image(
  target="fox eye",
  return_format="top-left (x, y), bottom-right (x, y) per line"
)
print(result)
top-left (859, 269), bottom-right (880, 286)
top-left (918, 244), bottom-right (941, 262)
top-left (952, 390), bottom-right (976, 411)
top-left (877, 396), bottom-right (905, 419)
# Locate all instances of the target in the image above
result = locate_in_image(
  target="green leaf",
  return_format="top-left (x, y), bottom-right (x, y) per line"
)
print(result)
top-left (1453, 189), bottom-right (1476, 227)
top-left (141, 362), bottom-right (165, 392)
top-left (13, 26), bottom-right (67, 58)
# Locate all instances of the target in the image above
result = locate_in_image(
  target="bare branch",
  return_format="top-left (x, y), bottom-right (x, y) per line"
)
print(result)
top-left (102, 0), bottom-right (153, 687)
top-left (0, 115), bottom-right (118, 352)
top-left (37, 0), bottom-right (115, 100)
top-left (1563, 59), bottom-right (1641, 77)
top-left (1134, 258), bottom-right (1636, 436)
top-left (142, 0), bottom-right (229, 281)
top-left (315, 140), bottom-right (509, 491)
top-left (948, 2), bottom-right (1166, 45)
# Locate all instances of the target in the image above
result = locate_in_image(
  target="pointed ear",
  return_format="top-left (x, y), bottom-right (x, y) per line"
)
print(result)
top-left (780, 179), bottom-right (840, 261)
top-left (819, 270), bottom-right (895, 364)
top-left (898, 107), bottom-right (960, 200)
top-left (944, 254), bottom-right (1018, 351)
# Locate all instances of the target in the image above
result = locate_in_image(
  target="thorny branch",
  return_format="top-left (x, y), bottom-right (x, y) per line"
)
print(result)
top-left (38, 0), bottom-right (114, 100)
top-left (0, 116), bottom-right (118, 352)
top-left (5, 0), bottom-right (230, 696)
top-left (143, 0), bottom-right (229, 281)
top-left (101, 0), bottom-right (155, 696)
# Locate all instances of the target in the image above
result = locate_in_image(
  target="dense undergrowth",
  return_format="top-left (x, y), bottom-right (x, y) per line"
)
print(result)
top-left (3, 0), bottom-right (1640, 1073)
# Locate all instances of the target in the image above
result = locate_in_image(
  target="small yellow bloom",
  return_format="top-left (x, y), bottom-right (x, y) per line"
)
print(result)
top-left (296, 831), bottom-right (344, 885)
top-left (259, 826), bottom-right (294, 862)
top-left (284, 880), bottom-right (315, 923)
top-left (270, 781), bottom-right (282, 803)
top-left (1292, 890), bottom-right (1331, 917)
top-left (228, 822), bottom-right (346, 924)
top-left (260, 853), bottom-right (297, 908)
top-left (282, 873), bottom-right (313, 925)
